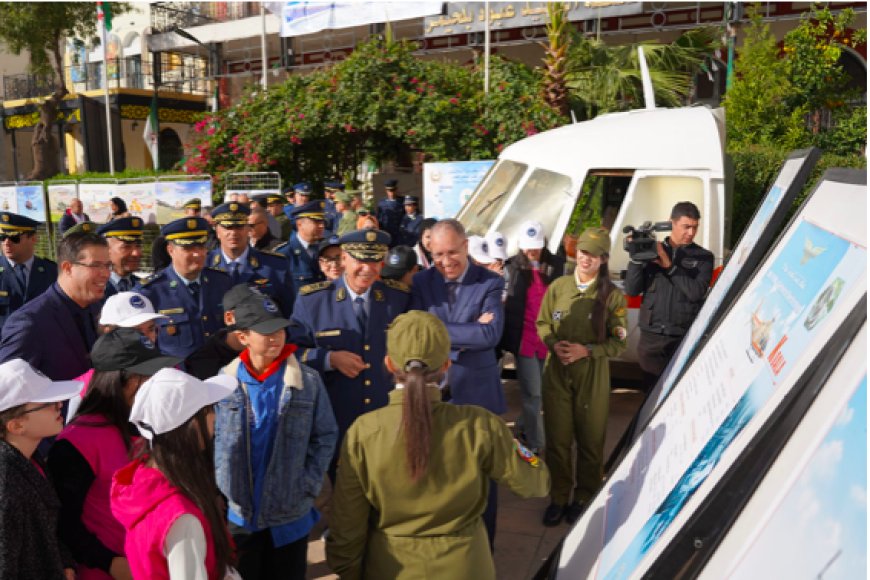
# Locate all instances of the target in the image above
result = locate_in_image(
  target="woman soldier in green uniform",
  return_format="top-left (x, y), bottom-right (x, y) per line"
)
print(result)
top-left (326, 311), bottom-right (550, 579)
top-left (536, 227), bottom-right (628, 526)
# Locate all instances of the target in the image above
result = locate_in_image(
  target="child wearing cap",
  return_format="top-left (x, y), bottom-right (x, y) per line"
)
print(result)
top-left (326, 311), bottom-right (550, 580)
top-left (110, 368), bottom-right (239, 580)
top-left (215, 293), bottom-right (337, 580)
top-left (99, 291), bottom-right (166, 344)
top-left (182, 284), bottom-right (253, 380)
top-left (0, 359), bottom-right (81, 579)
top-left (48, 328), bottom-right (181, 580)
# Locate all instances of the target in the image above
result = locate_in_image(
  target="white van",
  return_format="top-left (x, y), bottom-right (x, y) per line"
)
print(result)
top-left (456, 105), bottom-right (729, 369)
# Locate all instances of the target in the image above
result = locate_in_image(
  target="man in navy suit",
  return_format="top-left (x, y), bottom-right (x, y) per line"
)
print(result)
top-left (0, 229), bottom-right (108, 380)
top-left (207, 202), bottom-right (295, 316)
top-left (289, 229), bottom-right (410, 478)
top-left (276, 200), bottom-right (326, 298)
top-left (409, 218), bottom-right (506, 547)
top-left (98, 216), bottom-right (144, 298)
top-left (137, 217), bottom-right (233, 359)
top-left (0, 212), bottom-right (58, 330)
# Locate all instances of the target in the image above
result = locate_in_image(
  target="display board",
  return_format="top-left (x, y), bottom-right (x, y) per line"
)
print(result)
top-left (633, 148), bottom-right (821, 433)
top-left (699, 328), bottom-right (866, 580)
top-left (47, 183), bottom-right (79, 222)
top-left (0, 184), bottom-right (48, 221)
top-left (423, 160), bottom-right (494, 219)
top-left (555, 169), bottom-right (866, 580)
top-left (156, 180), bottom-right (212, 223)
top-left (77, 182), bottom-right (119, 223)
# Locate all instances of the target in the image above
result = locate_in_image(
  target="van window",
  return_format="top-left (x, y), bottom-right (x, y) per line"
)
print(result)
top-left (460, 160), bottom-right (526, 236)
top-left (497, 168), bottom-right (573, 255)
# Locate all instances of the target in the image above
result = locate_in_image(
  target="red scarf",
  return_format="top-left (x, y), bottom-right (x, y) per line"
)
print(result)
top-left (239, 344), bottom-right (297, 382)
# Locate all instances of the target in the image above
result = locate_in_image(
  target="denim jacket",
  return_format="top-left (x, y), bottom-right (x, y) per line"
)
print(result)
top-left (215, 354), bottom-right (338, 528)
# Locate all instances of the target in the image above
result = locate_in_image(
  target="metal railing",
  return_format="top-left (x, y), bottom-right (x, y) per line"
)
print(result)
top-left (151, 1), bottom-right (263, 33)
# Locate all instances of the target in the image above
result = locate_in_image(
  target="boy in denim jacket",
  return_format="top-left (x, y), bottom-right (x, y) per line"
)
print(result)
top-left (215, 293), bottom-right (337, 580)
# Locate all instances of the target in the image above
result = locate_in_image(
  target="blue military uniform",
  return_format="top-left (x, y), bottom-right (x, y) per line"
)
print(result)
top-left (98, 216), bottom-right (145, 298)
top-left (276, 200), bottom-right (327, 297)
top-left (397, 195), bottom-right (424, 247)
top-left (289, 229), bottom-right (410, 441)
top-left (282, 181), bottom-right (312, 225)
top-left (376, 180), bottom-right (403, 245)
top-left (207, 202), bottom-right (295, 316)
top-left (0, 212), bottom-right (57, 330)
top-left (323, 180), bottom-right (343, 234)
top-left (136, 217), bottom-right (233, 359)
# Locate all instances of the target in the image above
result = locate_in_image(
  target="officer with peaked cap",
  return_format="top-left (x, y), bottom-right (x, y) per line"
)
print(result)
top-left (135, 217), bottom-right (233, 359)
top-left (376, 178), bottom-right (403, 244)
top-left (182, 198), bottom-right (202, 217)
top-left (397, 195), bottom-right (423, 247)
top-left (0, 211), bottom-right (57, 329)
top-left (252, 192), bottom-right (291, 240)
top-left (207, 202), bottom-right (296, 316)
top-left (276, 200), bottom-right (327, 297)
top-left (289, 228), bottom-right (410, 479)
top-left (282, 181), bottom-right (313, 226)
top-left (322, 180), bottom-right (343, 234)
top-left (98, 216), bottom-right (144, 298)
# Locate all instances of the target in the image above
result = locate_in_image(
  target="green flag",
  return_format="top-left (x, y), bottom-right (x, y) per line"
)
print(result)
top-left (144, 94), bottom-right (159, 169)
top-left (97, 2), bottom-right (113, 32)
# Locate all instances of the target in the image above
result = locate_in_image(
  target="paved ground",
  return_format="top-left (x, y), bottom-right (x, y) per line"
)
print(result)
top-left (304, 376), bottom-right (646, 579)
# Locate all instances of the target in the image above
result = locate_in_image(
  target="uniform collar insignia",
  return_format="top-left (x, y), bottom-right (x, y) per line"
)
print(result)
top-left (336, 287), bottom-right (346, 301)
top-left (250, 256), bottom-right (259, 268)
top-left (374, 289), bottom-right (384, 302)
top-left (169, 280), bottom-right (178, 288)
top-left (212, 254), bottom-right (220, 265)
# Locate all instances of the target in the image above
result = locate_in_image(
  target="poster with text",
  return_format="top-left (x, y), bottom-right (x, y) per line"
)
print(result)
top-left (423, 160), bottom-right (494, 219)
top-left (158, 180), bottom-right (213, 223)
top-left (15, 185), bottom-right (47, 222)
top-left (556, 171), bottom-right (867, 580)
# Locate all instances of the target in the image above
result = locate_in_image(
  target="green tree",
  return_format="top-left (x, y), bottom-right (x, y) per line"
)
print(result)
top-left (541, 2), bottom-right (572, 118)
top-left (0, 2), bottom-right (128, 179)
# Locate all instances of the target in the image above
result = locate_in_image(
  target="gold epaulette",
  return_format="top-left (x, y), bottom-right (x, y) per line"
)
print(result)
top-left (381, 278), bottom-right (410, 293)
top-left (299, 280), bottom-right (332, 295)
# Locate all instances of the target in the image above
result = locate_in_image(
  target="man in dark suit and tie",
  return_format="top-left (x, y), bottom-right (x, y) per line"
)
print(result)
top-left (0, 229), bottom-right (108, 380)
top-left (0, 212), bottom-right (57, 330)
top-left (409, 218), bottom-right (506, 547)
top-left (98, 216), bottom-right (144, 298)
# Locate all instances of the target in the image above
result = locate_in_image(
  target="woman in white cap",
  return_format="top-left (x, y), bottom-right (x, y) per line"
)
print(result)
top-left (326, 311), bottom-right (550, 580)
top-left (48, 328), bottom-right (181, 580)
top-left (98, 291), bottom-right (167, 344)
top-left (500, 221), bottom-right (566, 455)
top-left (110, 368), bottom-right (240, 580)
top-left (0, 359), bottom-right (82, 579)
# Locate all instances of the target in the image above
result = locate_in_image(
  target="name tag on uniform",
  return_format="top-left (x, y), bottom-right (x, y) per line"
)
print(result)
top-left (159, 307), bottom-right (185, 315)
top-left (315, 330), bottom-right (341, 338)
top-left (0, 291), bottom-right (8, 297)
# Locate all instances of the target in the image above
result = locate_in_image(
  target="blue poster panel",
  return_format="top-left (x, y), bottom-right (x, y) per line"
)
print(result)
top-left (423, 160), bottom-right (494, 218)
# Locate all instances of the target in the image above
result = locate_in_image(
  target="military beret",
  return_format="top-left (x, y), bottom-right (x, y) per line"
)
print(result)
top-left (97, 217), bottom-right (144, 242)
top-left (63, 221), bottom-right (99, 237)
top-left (293, 182), bottom-right (312, 195)
top-left (384, 179), bottom-right (398, 189)
top-left (576, 227), bottom-right (611, 257)
top-left (290, 200), bottom-right (326, 221)
top-left (211, 202), bottom-right (251, 227)
top-left (0, 212), bottom-right (38, 234)
top-left (339, 229), bottom-right (391, 262)
top-left (182, 198), bottom-right (202, 210)
top-left (161, 217), bottom-right (211, 245)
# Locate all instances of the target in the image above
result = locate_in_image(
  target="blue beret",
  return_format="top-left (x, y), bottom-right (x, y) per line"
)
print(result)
top-left (161, 217), bottom-right (211, 245)
top-left (339, 228), bottom-right (391, 262)
top-left (97, 217), bottom-right (144, 241)
top-left (211, 202), bottom-right (250, 226)
top-left (0, 212), bottom-right (39, 233)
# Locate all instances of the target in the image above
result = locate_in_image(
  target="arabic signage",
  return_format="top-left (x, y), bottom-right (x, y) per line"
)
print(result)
top-left (425, 2), bottom-right (642, 37)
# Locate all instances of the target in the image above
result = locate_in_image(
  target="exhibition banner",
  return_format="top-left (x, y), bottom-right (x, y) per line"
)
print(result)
top-left (77, 182), bottom-right (118, 223)
top-left (47, 183), bottom-right (79, 222)
top-left (423, 160), bottom-right (494, 219)
top-left (117, 182), bottom-right (158, 224)
top-left (556, 170), bottom-right (867, 579)
top-left (156, 180), bottom-right (212, 223)
top-left (0, 184), bottom-right (47, 220)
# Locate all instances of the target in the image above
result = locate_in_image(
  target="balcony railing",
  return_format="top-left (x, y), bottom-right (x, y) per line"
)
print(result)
top-left (151, 1), bottom-right (263, 33)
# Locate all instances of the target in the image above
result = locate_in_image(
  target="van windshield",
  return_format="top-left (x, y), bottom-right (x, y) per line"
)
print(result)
top-left (497, 168), bottom-right (573, 255)
top-left (460, 160), bottom-right (526, 236)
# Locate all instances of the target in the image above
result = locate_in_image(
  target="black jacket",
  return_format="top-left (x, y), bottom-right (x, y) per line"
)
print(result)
top-left (0, 440), bottom-right (73, 579)
top-left (500, 250), bottom-right (565, 355)
top-left (624, 238), bottom-right (714, 337)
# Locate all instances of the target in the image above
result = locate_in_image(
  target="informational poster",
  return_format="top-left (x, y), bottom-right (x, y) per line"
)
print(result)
top-left (15, 185), bottom-right (46, 222)
top-left (634, 149), bottom-right (821, 430)
top-left (77, 182), bottom-right (118, 223)
top-left (423, 160), bottom-right (494, 219)
top-left (47, 183), bottom-right (79, 222)
top-left (556, 170), bottom-right (867, 580)
top-left (116, 182), bottom-right (158, 224)
top-left (157, 180), bottom-right (213, 223)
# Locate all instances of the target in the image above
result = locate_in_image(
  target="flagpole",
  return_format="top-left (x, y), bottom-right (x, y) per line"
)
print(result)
top-left (260, 4), bottom-right (268, 91)
top-left (98, 2), bottom-right (115, 174)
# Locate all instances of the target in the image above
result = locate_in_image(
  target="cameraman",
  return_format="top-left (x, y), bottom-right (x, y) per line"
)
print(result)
top-left (624, 201), bottom-right (713, 390)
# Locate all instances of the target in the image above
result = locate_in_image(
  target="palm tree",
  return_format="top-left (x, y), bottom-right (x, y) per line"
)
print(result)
top-left (565, 28), bottom-right (720, 121)
top-left (541, 2), bottom-right (572, 119)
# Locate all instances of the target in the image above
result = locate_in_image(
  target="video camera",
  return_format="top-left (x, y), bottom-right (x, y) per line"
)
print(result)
top-left (622, 221), bottom-right (672, 262)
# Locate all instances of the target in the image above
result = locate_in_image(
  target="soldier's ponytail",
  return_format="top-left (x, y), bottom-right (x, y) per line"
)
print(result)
top-left (393, 361), bottom-right (445, 482)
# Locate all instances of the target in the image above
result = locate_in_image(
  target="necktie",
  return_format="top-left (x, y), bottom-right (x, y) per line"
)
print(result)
top-left (230, 262), bottom-right (240, 284)
top-left (14, 265), bottom-right (27, 293)
top-left (446, 281), bottom-right (459, 307)
top-left (188, 281), bottom-right (201, 301)
top-left (117, 277), bottom-right (131, 292)
top-left (354, 296), bottom-right (368, 332)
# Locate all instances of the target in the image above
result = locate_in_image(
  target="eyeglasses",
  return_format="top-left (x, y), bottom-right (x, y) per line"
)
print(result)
top-left (18, 402), bottom-right (58, 416)
top-left (72, 261), bottom-right (114, 272)
top-left (319, 255), bottom-right (341, 265)
top-left (0, 234), bottom-right (23, 243)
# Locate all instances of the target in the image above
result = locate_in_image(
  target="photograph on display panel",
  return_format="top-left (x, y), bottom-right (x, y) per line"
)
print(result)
top-left (553, 169), bottom-right (866, 580)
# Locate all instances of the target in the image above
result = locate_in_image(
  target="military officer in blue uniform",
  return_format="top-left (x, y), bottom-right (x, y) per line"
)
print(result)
top-left (376, 179), bottom-right (403, 245)
top-left (252, 192), bottom-right (291, 240)
top-left (282, 181), bottom-right (313, 226)
top-left (276, 199), bottom-right (327, 298)
top-left (136, 217), bottom-right (233, 359)
top-left (183, 198), bottom-right (202, 217)
top-left (398, 195), bottom-right (424, 247)
top-left (207, 202), bottom-right (296, 316)
top-left (98, 216), bottom-right (144, 298)
top-left (323, 179), bottom-right (343, 234)
top-left (289, 228), bottom-right (410, 477)
top-left (0, 212), bottom-right (57, 329)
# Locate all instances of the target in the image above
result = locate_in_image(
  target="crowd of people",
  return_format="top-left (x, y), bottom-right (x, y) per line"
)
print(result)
top-left (0, 182), bottom-right (712, 579)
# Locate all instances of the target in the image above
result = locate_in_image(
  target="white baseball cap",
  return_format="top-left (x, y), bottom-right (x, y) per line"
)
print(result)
top-left (468, 235), bottom-right (495, 265)
top-left (100, 292), bottom-right (167, 327)
top-left (485, 231), bottom-right (508, 261)
top-left (0, 359), bottom-right (82, 414)
top-left (518, 221), bottom-right (545, 250)
top-left (130, 368), bottom-right (237, 440)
